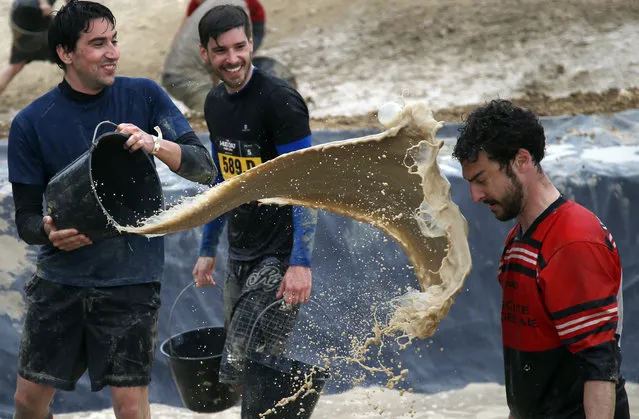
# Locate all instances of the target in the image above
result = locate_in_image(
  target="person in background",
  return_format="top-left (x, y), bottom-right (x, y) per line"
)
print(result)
top-left (453, 99), bottom-right (629, 419)
top-left (162, 0), bottom-right (266, 111)
top-left (8, 1), bottom-right (216, 418)
top-left (0, 0), bottom-right (69, 97)
top-left (191, 4), bottom-right (318, 414)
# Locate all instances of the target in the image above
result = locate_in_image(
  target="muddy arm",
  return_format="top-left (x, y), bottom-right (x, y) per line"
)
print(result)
top-left (174, 131), bottom-right (217, 185)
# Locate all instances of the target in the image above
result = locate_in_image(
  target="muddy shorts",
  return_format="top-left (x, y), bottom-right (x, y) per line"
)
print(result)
top-left (10, 30), bottom-right (53, 64)
top-left (18, 277), bottom-right (162, 392)
top-left (219, 257), bottom-right (300, 384)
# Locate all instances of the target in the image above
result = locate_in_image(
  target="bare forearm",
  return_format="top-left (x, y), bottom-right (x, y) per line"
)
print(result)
top-left (118, 123), bottom-right (216, 184)
top-left (153, 138), bottom-right (182, 172)
top-left (584, 380), bottom-right (615, 419)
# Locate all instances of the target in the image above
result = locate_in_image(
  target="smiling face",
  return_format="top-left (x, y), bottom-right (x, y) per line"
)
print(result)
top-left (58, 18), bottom-right (119, 94)
top-left (462, 151), bottom-right (524, 222)
top-left (200, 26), bottom-right (253, 93)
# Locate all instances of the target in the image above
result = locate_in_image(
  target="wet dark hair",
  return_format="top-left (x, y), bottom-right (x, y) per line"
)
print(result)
top-left (198, 4), bottom-right (252, 48)
top-left (453, 99), bottom-right (546, 169)
top-left (48, 0), bottom-right (116, 70)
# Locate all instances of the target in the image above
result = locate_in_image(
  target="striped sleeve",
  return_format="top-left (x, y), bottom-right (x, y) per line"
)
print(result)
top-left (499, 241), bottom-right (538, 278)
top-left (540, 241), bottom-right (621, 354)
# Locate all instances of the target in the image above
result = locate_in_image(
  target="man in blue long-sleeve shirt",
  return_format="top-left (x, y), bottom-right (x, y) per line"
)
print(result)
top-left (8, 2), bottom-right (217, 418)
top-left (191, 4), bottom-right (318, 398)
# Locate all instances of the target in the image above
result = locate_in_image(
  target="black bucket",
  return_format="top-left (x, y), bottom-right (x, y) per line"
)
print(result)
top-left (242, 350), bottom-right (329, 419)
top-left (160, 326), bottom-right (240, 413)
top-left (11, 0), bottom-right (51, 33)
top-left (44, 129), bottom-right (164, 240)
top-left (10, 0), bottom-right (51, 55)
top-left (241, 298), bottom-right (332, 418)
top-left (160, 283), bottom-right (239, 413)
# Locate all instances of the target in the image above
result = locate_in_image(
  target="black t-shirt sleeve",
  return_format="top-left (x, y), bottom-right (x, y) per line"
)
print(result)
top-left (12, 183), bottom-right (49, 245)
top-left (576, 340), bottom-right (621, 382)
top-left (264, 85), bottom-right (311, 146)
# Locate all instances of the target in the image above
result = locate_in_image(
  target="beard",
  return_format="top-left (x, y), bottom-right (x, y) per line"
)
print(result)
top-left (487, 171), bottom-right (524, 222)
top-left (72, 62), bottom-right (117, 92)
top-left (213, 54), bottom-right (253, 91)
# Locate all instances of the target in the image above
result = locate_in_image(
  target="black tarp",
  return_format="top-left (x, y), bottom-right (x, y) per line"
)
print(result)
top-left (0, 110), bottom-right (637, 415)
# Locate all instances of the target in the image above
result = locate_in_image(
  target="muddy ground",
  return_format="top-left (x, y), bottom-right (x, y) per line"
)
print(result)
top-left (1, 0), bottom-right (639, 135)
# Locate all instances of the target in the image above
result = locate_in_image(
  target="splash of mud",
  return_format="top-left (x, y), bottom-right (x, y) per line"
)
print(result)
top-left (120, 102), bottom-right (472, 340)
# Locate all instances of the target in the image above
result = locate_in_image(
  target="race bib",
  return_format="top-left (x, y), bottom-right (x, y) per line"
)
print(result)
top-left (218, 154), bottom-right (262, 179)
top-left (216, 137), bottom-right (262, 180)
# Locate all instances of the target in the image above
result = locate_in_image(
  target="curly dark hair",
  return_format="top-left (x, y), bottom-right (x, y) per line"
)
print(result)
top-left (452, 99), bottom-right (546, 169)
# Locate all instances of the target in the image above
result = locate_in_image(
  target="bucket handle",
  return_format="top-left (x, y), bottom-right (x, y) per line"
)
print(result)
top-left (91, 120), bottom-right (121, 146)
top-left (247, 297), bottom-right (333, 357)
top-left (167, 281), bottom-right (223, 355)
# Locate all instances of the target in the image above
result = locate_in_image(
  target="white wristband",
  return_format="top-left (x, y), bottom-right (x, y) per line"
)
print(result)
top-left (151, 126), bottom-right (163, 154)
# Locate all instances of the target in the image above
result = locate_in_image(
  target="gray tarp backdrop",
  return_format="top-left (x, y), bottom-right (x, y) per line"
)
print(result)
top-left (0, 110), bottom-right (638, 415)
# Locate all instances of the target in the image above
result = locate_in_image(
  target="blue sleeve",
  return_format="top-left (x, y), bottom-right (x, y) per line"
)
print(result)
top-left (8, 116), bottom-right (46, 185)
top-left (199, 216), bottom-right (226, 257)
top-left (274, 135), bottom-right (312, 155)
top-left (199, 138), bottom-right (227, 257)
top-left (275, 135), bottom-right (317, 267)
top-left (144, 79), bottom-right (193, 141)
top-left (289, 206), bottom-right (317, 267)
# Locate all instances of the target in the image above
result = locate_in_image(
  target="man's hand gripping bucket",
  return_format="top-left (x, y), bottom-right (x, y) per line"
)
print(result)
top-left (45, 121), bottom-right (164, 240)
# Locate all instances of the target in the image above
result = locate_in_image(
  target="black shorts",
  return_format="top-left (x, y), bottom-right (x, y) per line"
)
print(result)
top-left (10, 31), bottom-right (53, 64)
top-left (18, 277), bottom-right (162, 392)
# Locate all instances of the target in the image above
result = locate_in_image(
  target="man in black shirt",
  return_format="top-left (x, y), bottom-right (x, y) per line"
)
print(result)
top-left (191, 4), bottom-right (319, 413)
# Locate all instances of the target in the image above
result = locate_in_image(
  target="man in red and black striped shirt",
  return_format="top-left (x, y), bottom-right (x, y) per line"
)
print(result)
top-left (453, 99), bottom-right (629, 419)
